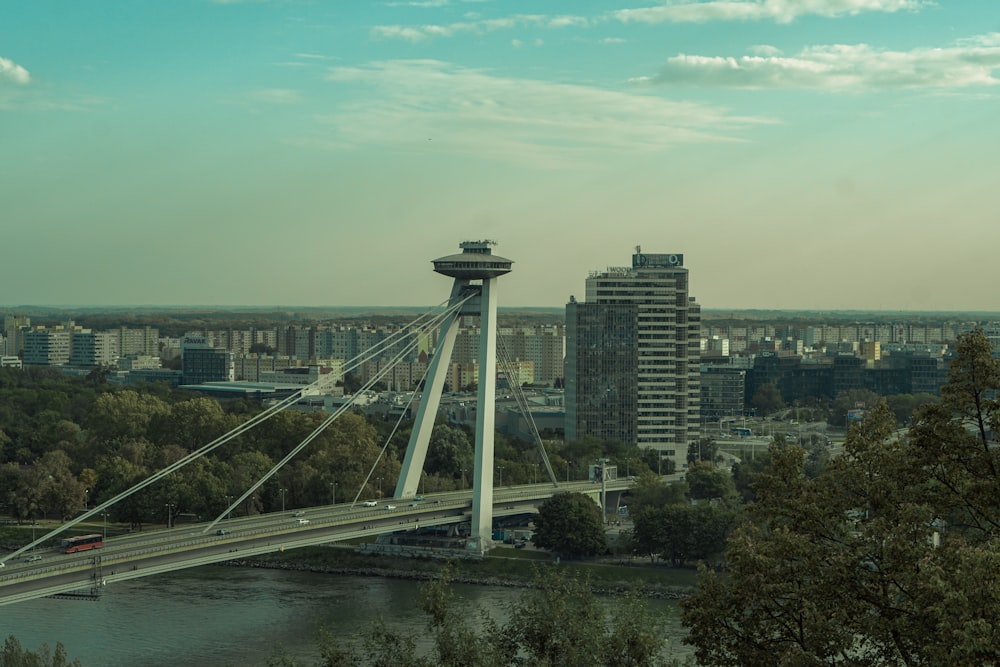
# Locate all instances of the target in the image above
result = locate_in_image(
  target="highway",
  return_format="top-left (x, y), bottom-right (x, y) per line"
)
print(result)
top-left (0, 479), bottom-right (631, 606)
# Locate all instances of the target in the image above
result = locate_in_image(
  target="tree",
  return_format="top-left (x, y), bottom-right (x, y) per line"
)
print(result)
top-left (425, 424), bottom-right (473, 478)
top-left (531, 492), bottom-right (607, 558)
top-left (684, 461), bottom-right (735, 503)
top-left (828, 388), bottom-right (880, 428)
top-left (681, 330), bottom-right (1000, 666)
top-left (1, 635), bottom-right (82, 667)
top-left (749, 383), bottom-right (783, 415)
top-left (686, 438), bottom-right (718, 465)
top-left (268, 567), bottom-right (673, 667)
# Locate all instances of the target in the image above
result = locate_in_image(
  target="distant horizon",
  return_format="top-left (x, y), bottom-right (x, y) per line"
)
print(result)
top-left (4, 304), bottom-right (1000, 320)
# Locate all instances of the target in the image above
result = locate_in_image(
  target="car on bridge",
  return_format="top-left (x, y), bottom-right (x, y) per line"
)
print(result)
top-left (296, 519), bottom-right (310, 525)
top-left (216, 529), bottom-right (230, 536)
top-left (362, 500), bottom-right (378, 507)
top-left (291, 511), bottom-right (305, 517)
top-left (383, 505), bottom-right (396, 510)
top-left (24, 554), bottom-right (42, 563)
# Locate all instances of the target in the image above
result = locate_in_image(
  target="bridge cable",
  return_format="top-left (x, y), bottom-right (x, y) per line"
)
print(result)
top-left (496, 335), bottom-right (560, 486)
top-left (204, 294), bottom-right (474, 531)
top-left (1, 296), bottom-right (470, 562)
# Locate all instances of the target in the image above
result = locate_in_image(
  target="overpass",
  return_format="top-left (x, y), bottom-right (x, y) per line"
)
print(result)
top-left (0, 479), bottom-right (632, 607)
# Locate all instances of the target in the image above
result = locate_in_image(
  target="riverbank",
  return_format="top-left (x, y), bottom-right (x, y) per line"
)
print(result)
top-left (226, 544), bottom-right (697, 599)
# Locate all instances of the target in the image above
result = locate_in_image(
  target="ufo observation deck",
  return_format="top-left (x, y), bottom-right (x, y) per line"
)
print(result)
top-left (432, 240), bottom-right (513, 280)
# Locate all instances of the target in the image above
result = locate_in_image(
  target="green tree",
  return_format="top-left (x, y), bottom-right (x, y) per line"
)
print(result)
top-left (425, 424), bottom-right (473, 478)
top-left (0, 635), bottom-right (82, 667)
top-left (682, 330), bottom-right (1000, 666)
top-left (686, 438), bottom-right (718, 465)
top-left (626, 470), bottom-right (686, 513)
top-left (828, 388), bottom-right (880, 428)
top-left (684, 461), bottom-right (735, 503)
top-left (749, 383), bottom-right (783, 415)
top-left (532, 492), bottom-right (607, 558)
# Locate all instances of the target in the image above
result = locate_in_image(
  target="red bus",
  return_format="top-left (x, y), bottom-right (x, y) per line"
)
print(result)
top-left (60, 534), bottom-right (103, 554)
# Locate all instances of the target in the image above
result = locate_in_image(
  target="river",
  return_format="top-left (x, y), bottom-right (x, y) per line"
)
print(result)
top-left (0, 565), bottom-right (693, 665)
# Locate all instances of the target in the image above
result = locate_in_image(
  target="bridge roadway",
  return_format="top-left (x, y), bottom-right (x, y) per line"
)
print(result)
top-left (0, 479), bottom-right (631, 607)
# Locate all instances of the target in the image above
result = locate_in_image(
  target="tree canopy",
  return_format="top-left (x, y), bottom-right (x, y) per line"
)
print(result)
top-left (682, 329), bottom-right (1000, 665)
top-left (531, 492), bottom-right (607, 558)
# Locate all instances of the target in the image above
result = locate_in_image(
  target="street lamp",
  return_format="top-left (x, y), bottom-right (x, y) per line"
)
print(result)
top-left (497, 465), bottom-right (504, 488)
top-left (460, 468), bottom-right (467, 490)
top-left (279, 488), bottom-right (286, 513)
top-left (84, 488), bottom-right (90, 511)
top-left (102, 510), bottom-right (107, 540)
top-left (330, 481), bottom-right (336, 505)
top-left (165, 503), bottom-right (174, 529)
top-left (566, 460), bottom-right (572, 483)
top-left (377, 476), bottom-right (383, 497)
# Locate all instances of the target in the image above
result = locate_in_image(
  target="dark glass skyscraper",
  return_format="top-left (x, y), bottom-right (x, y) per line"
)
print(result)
top-left (566, 250), bottom-right (700, 471)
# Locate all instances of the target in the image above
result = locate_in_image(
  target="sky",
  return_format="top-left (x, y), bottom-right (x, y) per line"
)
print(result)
top-left (2, 1), bottom-right (998, 312)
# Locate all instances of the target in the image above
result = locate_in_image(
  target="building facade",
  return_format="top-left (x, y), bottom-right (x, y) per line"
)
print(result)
top-left (565, 250), bottom-right (701, 471)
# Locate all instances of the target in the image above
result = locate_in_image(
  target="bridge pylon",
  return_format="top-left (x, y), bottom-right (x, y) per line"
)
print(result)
top-left (393, 241), bottom-right (513, 554)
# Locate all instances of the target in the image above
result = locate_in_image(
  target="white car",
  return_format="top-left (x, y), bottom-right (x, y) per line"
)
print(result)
top-left (383, 504), bottom-right (396, 510)
top-left (296, 519), bottom-right (310, 525)
top-left (362, 500), bottom-right (378, 507)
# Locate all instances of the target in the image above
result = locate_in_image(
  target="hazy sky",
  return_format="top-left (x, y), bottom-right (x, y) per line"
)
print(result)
top-left (2, 1), bottom-right (998, 311)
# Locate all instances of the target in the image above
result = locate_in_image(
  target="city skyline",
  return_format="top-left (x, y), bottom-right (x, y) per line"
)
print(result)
top-left (3, 2), bottom-right (998, 311)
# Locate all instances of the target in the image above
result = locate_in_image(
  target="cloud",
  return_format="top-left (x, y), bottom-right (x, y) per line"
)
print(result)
top-left (747, 44), bottom-right (783, 56)
top-left (646, 37), bottom-right (1000, 90)
top-left (612, 0), bottom-right (928, 25)
top-left (600, 37), bottom-right (627, 44)
top-left (1, 57), bottom-right (30, 85)
top-left (320, 60), bottom-right (774, 167)
top-left (371, 13), bottom-right (589, 41)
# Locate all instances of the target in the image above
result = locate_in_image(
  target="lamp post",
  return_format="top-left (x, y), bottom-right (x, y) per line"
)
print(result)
top-left (165, 503), bottom-right (173, 529)
top-left (377, 476), bottom-right (383, 497)
top-left (460, 469), bottom-right (466, 490)
top-left (497, 465), bottom-right (504, 488)
top-left (84, 488), bottom-right (89, 511)
top-left (566, 460), bottom-right (571, 483)
top-left (280, 488), bottom-right (286, 513)
top-left (330, 482), bottom-right (336, 505)
top-left (102, 510), bottom-right (108, 540)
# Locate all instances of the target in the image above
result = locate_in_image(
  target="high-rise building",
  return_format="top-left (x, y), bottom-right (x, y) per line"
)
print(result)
top-left (565, 250), bottom-right (701, 471)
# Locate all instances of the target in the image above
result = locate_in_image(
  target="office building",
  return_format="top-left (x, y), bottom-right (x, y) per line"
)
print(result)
top-left (565, 249), bottom-right (701, 471)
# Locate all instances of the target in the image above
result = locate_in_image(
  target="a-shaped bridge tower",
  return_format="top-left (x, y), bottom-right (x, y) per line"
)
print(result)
top-left (394, 241), bottom-right (512, 554)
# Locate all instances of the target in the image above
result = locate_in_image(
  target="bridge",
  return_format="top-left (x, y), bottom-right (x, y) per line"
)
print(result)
top-left (0, 480), bottom-right (633, 606)
top-left (0, 241), bottom-right (657, 605)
